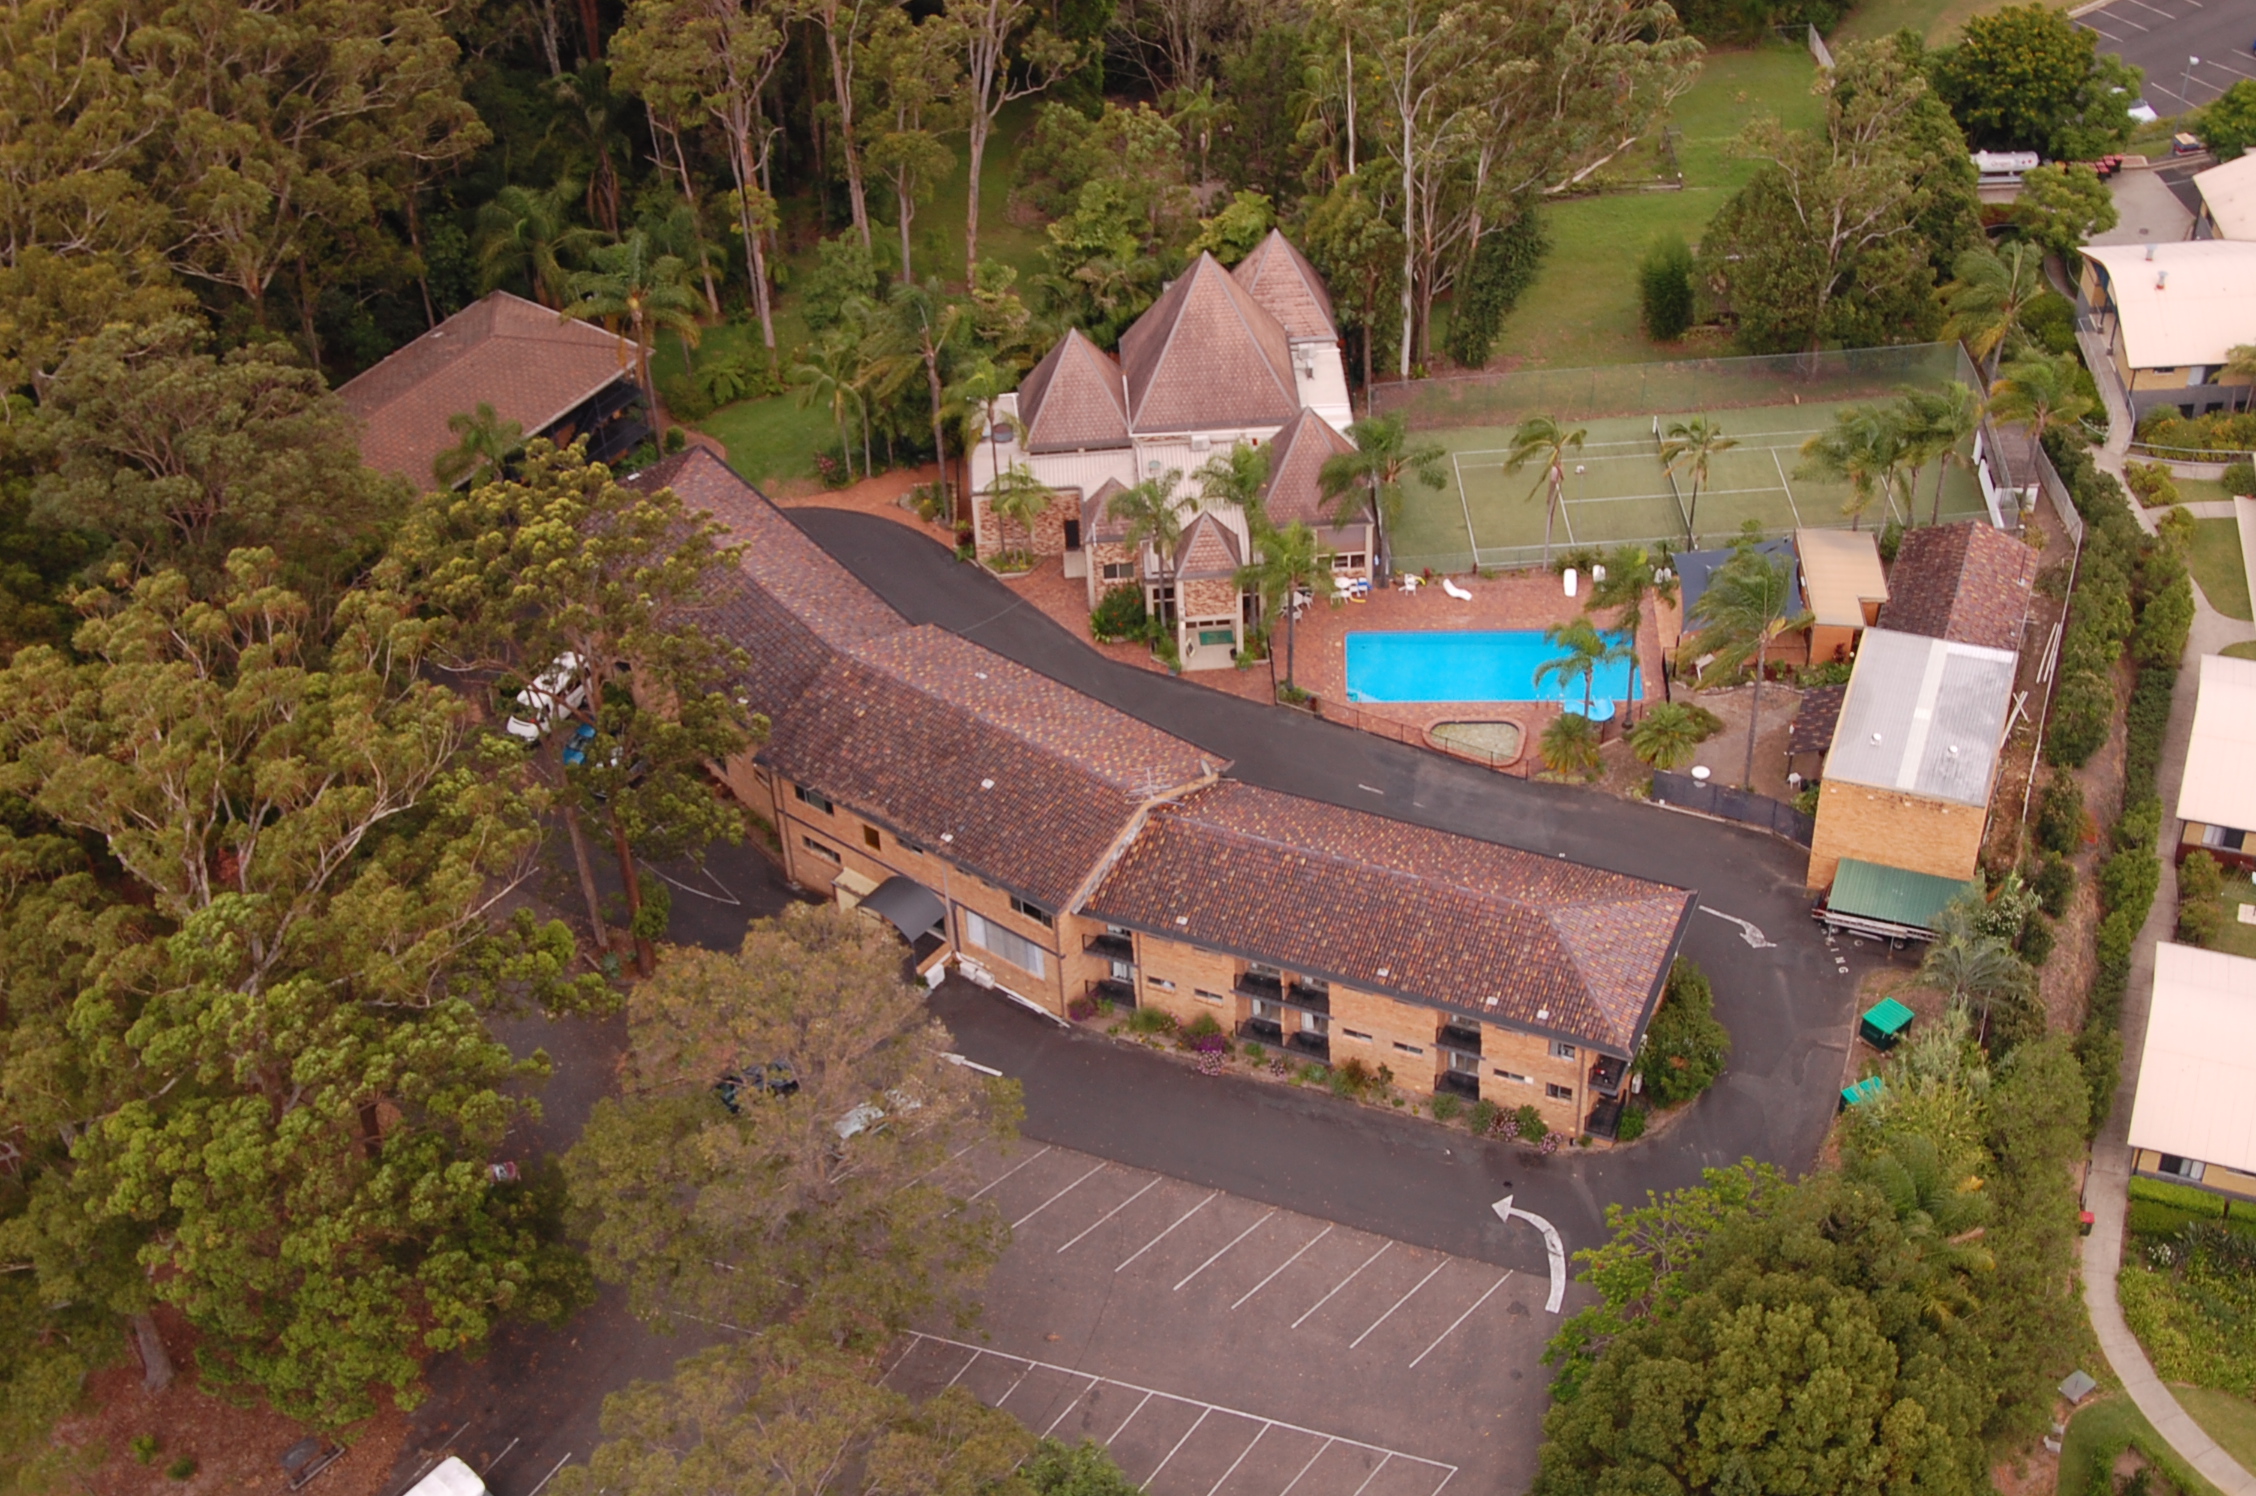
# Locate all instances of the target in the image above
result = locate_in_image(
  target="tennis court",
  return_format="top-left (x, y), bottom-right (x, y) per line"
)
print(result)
top-left (1376, 345), bottom-right (1997, 575)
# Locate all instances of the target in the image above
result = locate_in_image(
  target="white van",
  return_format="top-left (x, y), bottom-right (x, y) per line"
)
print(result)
top-left (404, 1458), bottom-right (489, 1496)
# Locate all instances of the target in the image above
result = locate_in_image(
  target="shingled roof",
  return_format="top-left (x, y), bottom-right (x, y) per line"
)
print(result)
top-left (1087, 782), bottom-right (1693, 1053)
top-left (1016, 329), bottom-right (1131, 453)
top-left (1258, 408), bottom-right (1362, 541)
top-left (1232, 231), bottom-right (1338, 342)
top-left (1175, 511), bottom-right (1245, 579)
top-left (338, 291), bottom-right (636, 485)
top-left (1118, 254), bottom-right (1300, 432)
top-left (622, 448), bottom-right (903, 719)
top-left (762, 625), bottom-right (1222, 909)
top-left (1081, 478), bottom-right (1134, 545)
top-left (1879, 522), bottom-right (2036, 653)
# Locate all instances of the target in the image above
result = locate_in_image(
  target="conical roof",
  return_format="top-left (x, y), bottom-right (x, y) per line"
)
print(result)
top-left (1232, 231), bottom-right (1339, 342)
top-left (1258, 408), bottom-right (1359, 531)
top-left (1118, 254), bottom-right (1299, 433)
top-left (1016, 328), bottom-right (1131, 453)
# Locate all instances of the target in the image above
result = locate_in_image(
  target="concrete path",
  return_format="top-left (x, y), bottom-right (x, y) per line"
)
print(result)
top-left (2079, 325), bottom-right (2136, 456)
top-left (2079, 507), bottom-right (2256, 1495)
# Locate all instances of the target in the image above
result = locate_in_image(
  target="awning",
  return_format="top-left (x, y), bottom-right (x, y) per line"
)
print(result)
top-left (859, 875), bottom-right (947, 943)
top-left (1829, 858), bottom-right (1984, 933)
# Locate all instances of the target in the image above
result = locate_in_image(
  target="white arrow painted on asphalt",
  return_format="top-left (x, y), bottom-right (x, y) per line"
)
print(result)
top-left (1700, 906), bottom-right (1775, 949)
top-left (1492, 1196), bottom-right (1566, 1314)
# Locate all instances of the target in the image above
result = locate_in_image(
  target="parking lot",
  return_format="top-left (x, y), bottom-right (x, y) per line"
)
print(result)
top-left (887, 1141), bottom-right (1576, 1496)
top-left (2077, 0), bottom-right (2256, 113)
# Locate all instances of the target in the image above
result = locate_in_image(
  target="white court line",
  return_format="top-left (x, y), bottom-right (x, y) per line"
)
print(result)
top-left (1349, 1259), bottom-right (1450, 1350)
top-left (1014, 1161), bottom-right (1107, 1228)
top-left (1292, 1241), bottom-right (1391, 1329)
top-left (1175, 1209), bottom-right (1278, 1291)
top-left (1205, 1425), bottom-right (1270, 1496)
top-left (968, 1145), bottom-right (1053, 1200)
top-left (1451, 452), bottom-right (1481, 560)
top-left (1116, 1191), bottom-right (1218, 1272)
top-left (1769, 447), bottom-right (1802, 527)
top-left (1056, 1177), bottom-right (1162, 1254)
top-left (1145, 1407), bottom-right (1213, 1484)
top-left (1406, 1272), bottom-right (1512, 1369)
top-left (1232, 1225), bottom-right (1334, 1309)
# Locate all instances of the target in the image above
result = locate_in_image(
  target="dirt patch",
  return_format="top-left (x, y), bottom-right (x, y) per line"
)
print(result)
top-left (1992, 1442), bottom-right (2061, 1496)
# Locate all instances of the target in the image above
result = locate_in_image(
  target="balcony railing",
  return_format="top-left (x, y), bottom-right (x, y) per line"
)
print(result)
top-left (1237, 1018), bottom-right (1284, 1046)
top-left (1235, 971), bottom-right (1332, 1013)
top-left (1437, 1025), bottom-right (1482, 1056)
top-left (1084, 931), bottom-right (1134, 961)
top-left (1589, 1054), bottom-right (1628, 1097)
top-left (1284, 1031), bottom-right (1331, 1064)
top-left (1234, 971), bottom-right (1284, 1002)
top-left (1085, 977), bottom-right (1136, 1009)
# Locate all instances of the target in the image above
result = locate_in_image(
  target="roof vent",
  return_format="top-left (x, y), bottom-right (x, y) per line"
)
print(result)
top-left (2157, 271), bottom-right (2168, 290)
top-left (1947, 745), bottom-right (1960, 756)
top-left (1870, 732), bottom-right (1883, 744)
top-left (2146, 243), bottom-right (2156, 261)
top-left (1537, 1007), bottom-right (1550, 1021)
top-left (1175, 915), bottom-right (1189, 925)
top-left (974, 671), bottom-right (988, 680)
top-left (980, 778), bottom-right (995, 790)
top-left (941, 832), bottom-right (954, 842)
top-left (1376, 965), bottom-right (1389, 978)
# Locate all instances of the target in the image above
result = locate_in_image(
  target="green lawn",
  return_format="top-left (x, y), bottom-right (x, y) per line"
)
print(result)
top-left (2177, 1387), bottom-right (2256, 1476)
top-left (2060, 1395), bottom-right (2224, 1496)
top-left (2177, 478), bottom-right (2234, 506)
top-left (2208, 871), bottom-right (2256, 961)
top-left (1492, 45), bottom-right (1824, 369)
top-left (2224, 641), bottom-right (2256, 662)
top-left (2188, 518), bottom-right (2254, 622)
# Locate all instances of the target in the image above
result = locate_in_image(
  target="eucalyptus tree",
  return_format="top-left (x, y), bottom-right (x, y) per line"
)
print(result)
top-left (947, 0), bottom-right (1083, 271)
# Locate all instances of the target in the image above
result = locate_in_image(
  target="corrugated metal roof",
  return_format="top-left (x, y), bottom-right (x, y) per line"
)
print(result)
top-left (1829, 858), bottom-right (1983, 930)
top-left (2177, 653), bottom-right (2256, 832)
top-left (2128, 943), bottom-right (2256, 1175)
top-left (1824, 629), bottom-right (2017, 807)
top-left (1795, 528), bottom-right (1888, 629)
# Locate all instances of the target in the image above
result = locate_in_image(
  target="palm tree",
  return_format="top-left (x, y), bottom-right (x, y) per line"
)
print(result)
top-left (790, 333), bottom-right (869, 483)
top-left (1319, 413), bottom-right (1447, 579)
top-left (1539, 712), bottom-right (1603, 779)
top-left (1586, 544), bottom-right (1677, 724)
top-left (1535, 617), bottom-right (1633, 722)
top-left (1503, 415), bottom-right (1588, 569)
top-left (1659, 417), bottom-right (1738, 549)
top-left (986, 463), bottom-right (1056, 559)
top-left (1919, 920), bottom-right (2029, 1045)
top-left (949, 357), bottom-right (1019, 516)
top-left (1687, 537), bottom-right (1813, 791)
top-left (1626, 702), bottom-right (1715, 770)
top-left (1797, 404), bottom-right (1902, 530)
top-left (1939, 243), bottom-right (2046, 385)
top-left (475, 178), bottom-right (598, 307)
top-left (1108, 470), bottom-right (1186, 639)
top-left (1898, 381), bottom-right (1982, 526)
top-left (1989, 353), bottom-right (2097, 445)
top-left (1235, 520), bottom-right (1332, 694)
top-left (1196, 441), bottom-right (1272, 534)
top-left (431, 403), bottom-right (526, 489)
top-left (561, 230), bottom-right (704, 439)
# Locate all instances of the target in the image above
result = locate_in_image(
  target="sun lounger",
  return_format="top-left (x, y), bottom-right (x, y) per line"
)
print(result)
top-left (1441, 577), bottom-right (1472, 600)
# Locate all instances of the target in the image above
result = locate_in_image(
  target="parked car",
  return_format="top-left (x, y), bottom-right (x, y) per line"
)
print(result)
top-left (403, 1460), bottom-right (487, 1496)
top-left (504, 653), bottom-right (586, 741)
top-left (2128, 99), bottom-right (2159, 124)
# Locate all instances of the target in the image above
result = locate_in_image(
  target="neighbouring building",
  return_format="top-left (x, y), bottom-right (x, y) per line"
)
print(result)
top-left (340, 291), bottom-right (647, 488)
top-left (1670, 538), bottom-right (1804, 658)
top-left (2192, 151), bottom-right (2256, 242)
top-left (1795, 528), bottom-right (1889, 664)
top-left (626, 447), bottom-right (1695, 1138)
top-left (2175, 652), bottom-right (2256, 871)
top-left (968, 233), bottom-right (1357, 669)
top-left (1878, 520), bottom-right (2036, 655)
top-left (1805, 628), bottom-right (2018, 889)
top-left (2128, 943), bottom-right (2256, 1206)
top-left (2076, 241), bottom-right (2256, 419)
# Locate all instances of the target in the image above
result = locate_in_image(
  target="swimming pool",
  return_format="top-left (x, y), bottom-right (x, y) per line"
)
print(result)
top-left (1344, 630), bottom-right (1639, 716)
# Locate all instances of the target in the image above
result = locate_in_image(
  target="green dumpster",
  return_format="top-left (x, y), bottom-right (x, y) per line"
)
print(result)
top-left (1840, 1075), bottom-right (1884, 1111)
top-left (1859, 997), bottom-right (1915, 1050)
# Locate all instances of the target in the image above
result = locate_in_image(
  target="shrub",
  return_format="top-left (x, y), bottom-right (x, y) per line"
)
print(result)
top-left (2129, 1176), bottom-right (2228, 1216)
top-left (2113, 794), bottom-right (2161, 855)
top-left (2045, 670), bottom-right (2115, 767)
top-left (166, 1459), bottom-right (198, 1482)
top-left (1332, 1055), bottom-right (1380, 1098)
top-left (2130, 572), bottom-right (2194, 668)
top-left (131, 1436), bottom-right (161, 1466)
top-left (1089, 583), bottom-right (1148, 644)
top-left (2016, 913), bottom-right (2054, 967)
top-left (2155, 504), bottom-right (2196, 553)
top-left (2030, 853), bottom-right (2075, 917)
top-left (1468, 1099), bottom-right (1499, 1135)
top-left (2180, 849), bottom-right (2224, 903)
top-left (1540, 712), bottom-right (1603, 778)
top-left (2224, 457), bottom-right (2256, 499)
top-left (1637, 232), bottom-right (1696, 341)
top-left (1431, 1091), bottom-right (1464, 1122)
top-left (2035, 774), bottom-right (2087, 854)
top-left (2178, 900), bottom-right (2224, 949)
top-left (1024, 1436), bottom-right (1143, 1496)
top-left (1067, 995), bottom-right (1098, 1021)
top-left (2128, 1200), bottom-right (2219, 1238)
top-left (1635, 957), bottom-right (1730, 1107)
top-left (2099, 846), bottom-right (2160, 920)
top-left (1877, 516), bottom-right (1904, 564)
top-left (1126, 1006), bottom-right (1177, 1035)
top-left (2124, 461), bottom-right (2179, 507)
top-left (1626, 701), bottom-right (1721, 769)
top-left (1243, 1040), bottom-right (1266, 1062)
top-left (1515, 1104), bottom-right (1548, 1142)
top-left (1615, 1104), bottom-right (1647, 1142)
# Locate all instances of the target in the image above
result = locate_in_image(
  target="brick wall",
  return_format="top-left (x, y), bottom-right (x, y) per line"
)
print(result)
top-left (975, 487), bottom-right (1072, 561)
top-left (1477, 1023), bottom-right (1586, 1137)
top-left (1085, 541), bottom-right (1137, 611)
top-left (1133, 932), bottom-right (1244, 1028)
top-left (1805, 781), bottom-right (1987, 889)
top-left (1178, 577), bottom-right (1240, 623)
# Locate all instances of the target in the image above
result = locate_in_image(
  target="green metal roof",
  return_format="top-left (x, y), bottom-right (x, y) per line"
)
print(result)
top-left (1829, 859), bottom-right (1985, 932)
top-left (1861, 997), bottom-right (1916, 1036)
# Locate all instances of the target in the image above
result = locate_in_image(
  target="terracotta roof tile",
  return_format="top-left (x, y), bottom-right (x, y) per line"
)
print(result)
top-left (1258, 408), bottom-right (1358, 530)
top-left (1082, 478), bottom-right (1134, 543)
top-left (1017, 329), bottom-right (1131, 453)
top-left (1118, 254), bottom-right (1300, 432)
top-left (338, 292), bottom-right (637, 485)
top-left (1088, 782), bottom-right (1692, 1053)
top-left (1879, 523), bottom-right (2036, 653)
top-left (1174, 512), bottom-right (1244, 578)
top-left (1231, 231), bottom-right (1339, 341)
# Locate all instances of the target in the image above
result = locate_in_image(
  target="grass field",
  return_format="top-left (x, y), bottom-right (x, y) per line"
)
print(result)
top-left (2177, 1387), bottom-right (2256, 1477)
top-left (1388, 400), bottom-right (1988, 572)
top-left (2188, 518), bottom-right (2254, 622)
top-left (2059, 1395), bottom-right (2223, 1496)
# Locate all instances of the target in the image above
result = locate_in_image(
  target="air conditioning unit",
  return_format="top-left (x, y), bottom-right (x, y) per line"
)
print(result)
top-left (1190, 435), bottom-right (1211, 453)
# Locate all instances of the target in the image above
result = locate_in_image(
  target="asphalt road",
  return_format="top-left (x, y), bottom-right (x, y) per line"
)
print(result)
top-left (2077, 0), bottom-right (2256, 113)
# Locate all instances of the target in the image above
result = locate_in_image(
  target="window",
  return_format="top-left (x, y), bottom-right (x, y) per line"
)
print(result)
top-left (801, 836), bottom-right (841, 864)
top-left (1302, 1012), bottom-right (1329, 1035)
top-left (2157, 1154), bottom-right (2205, 1181)
top-left (1340, 1028), bottom-right (1372, 1042)
top-left (1147, 976), bottom-right (1176, 991)
top-left (1194, 988), bottom-right (1225, 1005)
top-left (963, 910), bottom-right (1048, 978)
top-left (795, 784), bottom-right (834, 814)
top-left (897, 833), bottom-right (927, 854)
top-left (1062, 518), bottom-right (1082, 550)
top-left (1247, 961), bottom-right (1283, 979)
top-left (1394, 1041), bottom-right (1425, 1055)
top-left (1009, 895), bottom-right (1054, 928)
top-left (1549, 1041), bottom-right (1578, 1059)
top-left (1448, 1049), bottom-right (1480, 1075)
top-left (1332, 553), bottom-right (1365, 572)
top-left (1492, 1069), bottom-right (1530, 1085)
top-left (1106, 923), bottom-right (1134, 938)
top-left (862, 825), bottom-right (883, 851)
top-left (1546, 1082), bottom-right (1573, 1101)
top-left (1101, 560), bottom-right (1135, 582)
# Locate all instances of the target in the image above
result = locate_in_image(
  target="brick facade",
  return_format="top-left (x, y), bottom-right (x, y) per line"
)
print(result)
top-left (1085, 541), bottom-right (1138, 611)
top-left (1805, 780), bottom-right (1988, 889)
top-left (1178, 577), bottom-right (1240, 624)
top-left (974, 486), bottom-right (1074, 563)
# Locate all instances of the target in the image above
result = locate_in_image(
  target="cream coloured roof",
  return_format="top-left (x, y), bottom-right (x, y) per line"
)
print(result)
top-left (2080, 241), bottom-right (2256, 369)
top-left (2194, 151), bottom-right (2256, 241)
top-left (1795, 528), bottom-right (1889, 629)
top-left (2177, 653), bottom-right (2256, 832)
top-left (2128, 943), bottom-right (2256, 1175)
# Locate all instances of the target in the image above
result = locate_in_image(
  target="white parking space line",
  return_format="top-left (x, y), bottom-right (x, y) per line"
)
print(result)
top-left (1175, 1209), bottom-right (1278, 1291)
top-left (1406, 1272), bottom-right (1512, 1369)
top-left (1056, 1176), bottom-right (1162, 1253)
top-left (1116, 1191), bottom-right (1219, 1272)
top-left (968, 1145), bottom-right (1052, 1200)
top-left (526, 1455), bottom-right (573, 1496)
top-left (1231, 1225), bottom-right (1333, 1310)
top-left (1349, 1453), bottom-right (1393, 1496)
top-left (1275, 1438), bottom-right (1336, 1496)
top-left (1292, 1242), bottom-right (1392, 1329)
top-left (1014, 1161), bottom-right (1107, 1228)
top-left (1040, 1376), bottom-right (1103, 1437)
top-left (1348, 1260), bottom-right (1451, 1350)
top-left (1205, 1425), bottom-right (1270, 1496)
top-left (2121, 0), bottom-right (2177, 17)
top-left (1145, 1407), bottom-right (1213, 1483)
top-left (944, 1346), bottom-right (983, 1388)
top-left (1111, 1389), bottom-right (1158, 1442)
top-left (997, 1361), bottom-right (1037, 1406)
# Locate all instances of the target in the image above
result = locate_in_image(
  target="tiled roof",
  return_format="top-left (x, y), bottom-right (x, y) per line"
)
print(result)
top-left (763, 625), bottom-right (1221, 909)
top-left (1118, 254), bottom-right (1300, 432)
top-left (1789, 683), bottom-right (1846, 756)
top-left (1258, 408), bottom-right (1357, 531)
top-left (1016, 329), bottom-right (1131, 453)
top-left (338, 291), bottom-right (636, 485)
top-left (1082, 478), bottom-right (1134, 544)
top-left (1175, 511), bottom-right (1244, 579)
top-left (1088, 782), bottom-right (1692, 1053)
top-left (1879, 523), bottom-right (2035, 653)
top-left (1231, 231), bottom-right (1339, 342)
top-left (622, 448), bottom-right (904, 719)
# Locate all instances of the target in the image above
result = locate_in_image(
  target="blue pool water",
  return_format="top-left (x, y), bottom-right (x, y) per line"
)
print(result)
top-left (1345, 630), bottom-right (1639, 716)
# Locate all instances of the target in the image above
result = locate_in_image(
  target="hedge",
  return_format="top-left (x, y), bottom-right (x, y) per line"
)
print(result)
top-left (2130, 1176), bottom-right (2229, 1215)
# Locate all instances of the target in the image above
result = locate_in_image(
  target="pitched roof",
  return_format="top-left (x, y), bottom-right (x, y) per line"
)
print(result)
top-left (2129, 943), bottom-right (2256, 1175)
top-left (621, 448), bottom-right (904, 719)
top-left (2079, 241), bottom-right (2256, 369)
top-left (1789, 683), bottom-right (1846, 756)
top-left (1082, 478), bottom-right (1134, 545)
top-left (337, 291), bottom-right (636, 486)
top-left (762, 625), bottom-right (1221, 909)
top-left (1086, 782), bottom-right (1693, 1053)
top-left (1231, 231), bottom-right (1339, 342)
top-left (1878, 522), bottom-right (2035, 653)
top-left (1118, 254), bottom-right (1300, 433)
top-left (1794, 528), bottom-right (1889, 629)
top-left (1016, 329), bottom-right (1131, 453)
top-left (2194, 151), bottom-right (2256, 241)
top-left (1175, 511), bottom-right (1244, 579)
top-left (2177, 652), bottom-right (2256, 832)
top-left (1824, 629), bottom-right (2017, 808)
top-left (1258, 408), bottom-right (1358, 531)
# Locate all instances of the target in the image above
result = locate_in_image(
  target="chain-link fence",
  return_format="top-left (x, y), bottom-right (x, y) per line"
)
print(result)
top-left (1650, 770), bottom-right (1815, 846)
